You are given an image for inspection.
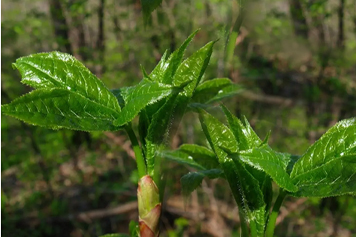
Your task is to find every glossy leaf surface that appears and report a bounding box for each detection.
[149,30,198,84]
[238,147,298,192]
[113,79,173,126]
[206,84,243,104]
[222,105,261,150]
[222,105,273,219]
[166,41,216,134]
[13,52,120,112]
[191,78,232,103]
[158,31,198,84]
[2,88,119,131]
[199,109,266,235]
[159,150,206,170]
[198,109,238,154]
[172,41,215,95]
[291,118,356,197]
[149,50,169,83]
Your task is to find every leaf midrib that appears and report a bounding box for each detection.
[7,89,119,121]
[19,61,118,111]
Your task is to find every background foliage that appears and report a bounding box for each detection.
[2,0,356,236]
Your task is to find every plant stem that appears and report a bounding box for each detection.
[125,124,146,178]
[249,220,258,237]
[238,209,249,237]
[265,190,287,237]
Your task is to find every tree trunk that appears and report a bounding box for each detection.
[49,0,72,54]
[337,0,345,50]
[68,0,89,61]
[96,0,106,76]
[289,0,308,39]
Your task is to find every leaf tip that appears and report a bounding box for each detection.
[11,62,18,70]
[1,104,10,114]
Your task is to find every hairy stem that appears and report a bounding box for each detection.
[265,190,287,237]
[125,124,146,178]
[238,209,249,237]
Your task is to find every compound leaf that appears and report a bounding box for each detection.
[290,118,356,197]
[199,109,266,234]
[222,105,274,219]
[13,52,120,112]
[2,88,120,132]
[159,150,206,170]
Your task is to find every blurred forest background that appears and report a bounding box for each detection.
[1,0,356,236]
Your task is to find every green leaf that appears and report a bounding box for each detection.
[159,150,206,170]
[220,150,266,235]
[172,41,215,95]
[113,79,174,126]
[245,165,273,218]
[192,78,232,104]
[149,50,169,82]
[221,105,261,150]
[206,84,243,104]
[141,0,163,25]
[198,109,238,154]
[140,64,151,80]
[180,169,223,198]
[290,118,356,197]
[221,106,274,219]
[145,40,217,172]
[1,88,119,131]
[199,109,266,234]
[13,52,120,112]
[230,158,266,236]
[237,147,298,192]
[179,144,219,170]
[129,220,140,237]
[282,153,301,175]
[156,41,216,139]
[149,30,198,84]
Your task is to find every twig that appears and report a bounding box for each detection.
[241,90,296,107]
[69,201,137,223]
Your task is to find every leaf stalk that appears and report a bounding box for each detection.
[238,209,249,237]
[265,190,287,237]
[125,124,146,178]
